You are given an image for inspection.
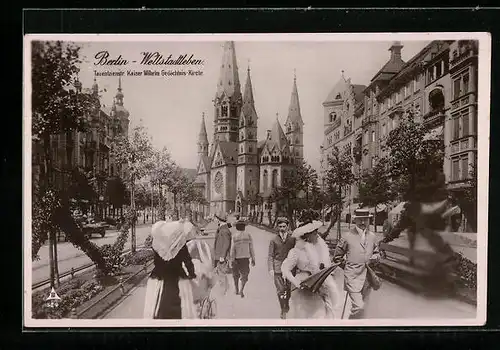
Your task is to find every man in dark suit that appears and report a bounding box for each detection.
[268,217,296,319]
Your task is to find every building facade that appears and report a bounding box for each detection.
[195,41,304,216]
[321,40,479,232]
[33,77,130,218]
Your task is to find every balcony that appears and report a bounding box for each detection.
[450,45,477,69]
[451,93,475,111]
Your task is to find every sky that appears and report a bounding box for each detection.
[76,39,430,172]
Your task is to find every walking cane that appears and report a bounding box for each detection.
[341,292,349,319]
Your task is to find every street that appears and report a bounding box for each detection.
[103,225,476,320]
[32,225,152,286]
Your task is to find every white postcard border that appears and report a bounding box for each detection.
[23,32,491,328]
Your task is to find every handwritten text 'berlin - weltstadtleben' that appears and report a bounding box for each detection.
[93,50,205,77]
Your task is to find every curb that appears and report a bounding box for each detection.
[76,258,154,319]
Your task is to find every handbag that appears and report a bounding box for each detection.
[366,265,382,291]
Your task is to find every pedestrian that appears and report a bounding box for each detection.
[267,216,296,319]
[281,220,338,319]
[143,219,198,319]
[213,211,233,295]
[213,211,232,268]
[230,219,255,298]
[333,209,381,319]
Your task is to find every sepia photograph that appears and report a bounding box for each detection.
[23,33,490,327]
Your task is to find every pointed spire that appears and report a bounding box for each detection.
[199,112,208,138]
[243,64,254,105]
[115,76,124,106]
[198,113,209,157]
[92,77,98,95]
[215,41,241,101]
[286,71,303,126]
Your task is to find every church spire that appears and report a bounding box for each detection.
[286,70,303,126]
[198,112,209,157]
[215,41,241,101]
[92,77,99,96]
[243,62,254,105]
[115,76,124,106]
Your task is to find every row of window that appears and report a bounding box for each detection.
[453,71,470,100]
[451,108,475,140]
[451,154,471,182]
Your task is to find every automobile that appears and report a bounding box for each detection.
[81,221,109,238]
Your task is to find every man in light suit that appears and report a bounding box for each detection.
[333,209,381,319]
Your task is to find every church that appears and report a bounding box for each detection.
[194,41,305,217]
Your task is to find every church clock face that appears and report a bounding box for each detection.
[214,171,224,194]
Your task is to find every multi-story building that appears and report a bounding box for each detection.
[321,75,365,210]
[32,77,130,218]
[194,41,304,217]
[321,40,478,231]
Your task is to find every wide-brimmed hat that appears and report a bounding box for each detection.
[214,211,228,222]
[292,220,323,238]
[276,217,289,225]
[152,219,194,261]
[352,209,373,219]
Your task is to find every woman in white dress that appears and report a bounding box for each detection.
[281,221,340,319]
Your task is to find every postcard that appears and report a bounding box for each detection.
[24,33,490,327]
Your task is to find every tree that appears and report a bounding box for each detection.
[324,148,356,241]
[383,111,452,258]
[111,124,153,252]
[147,147,175,221]
[270,161,318,230]
[385,111,446,202]
[357,157,396,232]
[31,41,97,286]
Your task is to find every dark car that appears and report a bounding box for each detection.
[81,221,109,238]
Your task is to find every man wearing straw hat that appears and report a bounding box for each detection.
[333,209,381,319]
[268,216,296,319]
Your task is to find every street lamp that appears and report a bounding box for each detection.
[46,287,61,309]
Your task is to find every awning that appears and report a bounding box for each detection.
[423,125,444,141]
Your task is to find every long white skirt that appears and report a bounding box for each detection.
[288,272,340,319]
[143,277,198,319]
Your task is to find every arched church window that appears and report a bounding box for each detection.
[287,124,291,132]
[230,106,237,117]
[263,170,269,191]
[336,93,341,100]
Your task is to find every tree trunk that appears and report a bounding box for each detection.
[173,192,178,220]
[52,229,60,286]
[131,173,136,253]
[337,187,342,242]
[48,228,55,288]
[374,206,377,233]
[42,133,58,288]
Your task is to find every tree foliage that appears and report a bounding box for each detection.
[358,157,396,209]
[385,112,446,202]
[324,148,356,235]
[270,161,319,229]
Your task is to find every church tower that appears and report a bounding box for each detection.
[236,65,259,214]
[213,41,243,143]
[285,71,304,163]
[197,112,209,158]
